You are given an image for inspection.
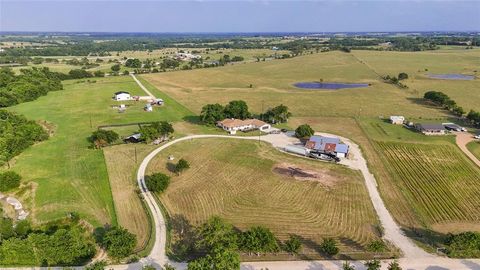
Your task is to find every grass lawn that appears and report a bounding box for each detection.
[467,141,480,160]
[8,75,194,227]
[146,138,388,260]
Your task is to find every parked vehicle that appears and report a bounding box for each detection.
[309,151,340,162]
[474,135,480,139]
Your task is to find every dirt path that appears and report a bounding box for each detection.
[455,132,480,168]
[131,74,156,99]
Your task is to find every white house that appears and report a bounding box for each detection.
[114,91,131,101]
[389,116,405,125]
[217,119,271,135]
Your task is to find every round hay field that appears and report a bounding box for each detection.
[147,138,384,258]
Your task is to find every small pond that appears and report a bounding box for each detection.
[293,82,369,90]
[427,74,475,80]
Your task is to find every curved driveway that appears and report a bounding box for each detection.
[130,133,480,270]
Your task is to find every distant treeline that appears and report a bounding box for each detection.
[1,36,478,59]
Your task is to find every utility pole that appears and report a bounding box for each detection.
[134,147,138,164]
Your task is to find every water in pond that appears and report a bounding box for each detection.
[427,74,474,80]
[294,82,369,90]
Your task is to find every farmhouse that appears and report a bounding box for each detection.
[305,135,349,158]
[175,52,201,61]
[389,116,405,125]
[217,118,271,134]
[113,91,131,101]
[415,123,446,135]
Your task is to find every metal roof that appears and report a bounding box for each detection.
[416,123,445,131]
[309,135,340,145]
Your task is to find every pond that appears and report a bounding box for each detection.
[293,82,369,90]
[427,74,475,80]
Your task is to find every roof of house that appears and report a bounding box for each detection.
[218,118,268,128]
[309,135,340,145]
[126,133,142,140]
[416,123,445,131]
[115,91,130,95]
[307,135,349,153]
[390,115,405,120]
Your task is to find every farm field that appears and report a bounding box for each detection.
[373,141,480,234]
[351,49,480,113]
[141,50,465,119]
[103,144,156,251]
[290,116,480,247]
[8,75,194,227]
[146,138,387,259]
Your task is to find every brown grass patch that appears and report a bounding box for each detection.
[273,162,341,188]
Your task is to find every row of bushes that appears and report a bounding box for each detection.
[424,90,465,116]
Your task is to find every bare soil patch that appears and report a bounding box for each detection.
[273,162,341,188]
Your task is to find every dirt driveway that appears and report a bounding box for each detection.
[454,132,480,168]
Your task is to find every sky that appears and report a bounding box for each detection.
[0,0,479,33]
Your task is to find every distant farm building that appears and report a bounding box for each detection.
[124,133,143,143]
[389,116,405,125]
[415,123,446,135]
[114,91,131,101]
[217,119,271,134]
[305,135,349,158]
[175,52,201,61]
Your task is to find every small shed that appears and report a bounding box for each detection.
[144,103,153,112]
[390,116,405,125]
[114,91,131,101]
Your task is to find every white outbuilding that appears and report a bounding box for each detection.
[113,91,131,101]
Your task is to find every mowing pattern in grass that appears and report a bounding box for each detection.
[147,138,381,256]
[374,141,480,227]
[467,141,480,161]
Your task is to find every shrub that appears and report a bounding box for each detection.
[320,238,339,256]
[295,124,314,139]
[0,171,21,191]
[364,259,381,270]
[88,129,119,148]
[367,240,386,252]
[85,260,107,270]
[387,260,402,270]
[283,234,302,254]
[145,173,170,193]
[398,72,408,80]
[102,226,137,259]
[239,226,279,254]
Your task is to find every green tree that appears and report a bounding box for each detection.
[239,226,279,255]
[196,216,238,251]
[111,64,121,72]
[125,58,142,68]
[320,238,339,256]
[387,260,402,270]
[364,259,381,270]
[0,217,14,240]
[140,121,174,142]
[68,69,93,79]
[223,100,250,120]
[102,226,137,259]
[261,104,292,124]
[175,158,190,175]
[398,72,409,80]
[88,129,119,148]
[200,103,225,125]
[343,261,355,270]
[283,234,302,254]
[145,173,171,193]
[295,124,314,139]
[0,171,21,191]
[14,219,31,238]
[93,70,105,77]
[187,247,240,270]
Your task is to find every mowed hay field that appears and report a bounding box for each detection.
[103,144,156,251]
[8,75,193,227]
[141,50,464,119]
[467,141,480,161]
[147,138,384,258]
